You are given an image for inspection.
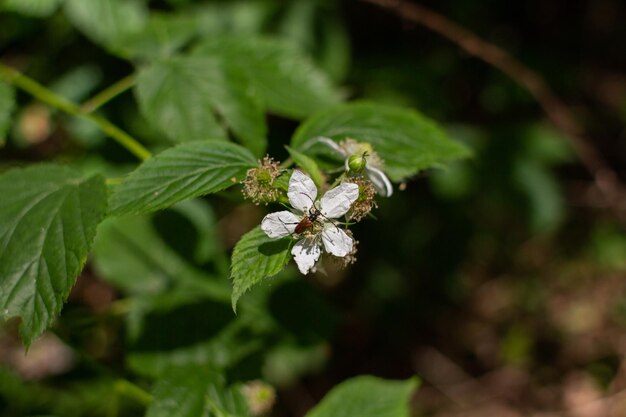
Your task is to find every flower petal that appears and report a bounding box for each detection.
[261,211,300,238]
[321,225,353,257]
[288,170,317,213]
[316,137,346,156]
[319,182,359,218]
[291,237,321,275]
[367,166,393,197]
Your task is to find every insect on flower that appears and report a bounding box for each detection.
[261,170,359,274]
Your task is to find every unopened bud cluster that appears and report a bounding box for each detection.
[242,156,282,205]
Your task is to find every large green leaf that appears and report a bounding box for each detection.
[194,37,341,119]
[64,0,148,48]
[230,227,291,312]
[0,81,15,146]
[135,56,267,155]
[305,376,418,417]
[291,101,471,181]
[146,366,250,417]
[0,164,107,346]
[1,0,61,17]
[109,141,256,216]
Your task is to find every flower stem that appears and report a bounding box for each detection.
[114,379,153,406]
[0,63,151,161]
[81,74,136,113]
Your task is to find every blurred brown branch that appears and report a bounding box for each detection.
[362,0,626,223]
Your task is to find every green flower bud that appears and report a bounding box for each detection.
[347,153,367,172]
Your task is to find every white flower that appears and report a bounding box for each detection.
[317,137,393,197]
[261,170,359,275]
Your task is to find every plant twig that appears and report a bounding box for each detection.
[361,0,626,221]
[81,74,136,113]
[0,63,151,161]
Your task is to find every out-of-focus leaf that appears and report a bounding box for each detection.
[291,101,471,181]
[64,0,148,49]
[164,199,219,264]
[115,13,197,59]
[146,366,250,417]
[50,65,103,103]
[193,1,273,37]
[0,165,107,346]
[230,227,291,312]
[514,159,564,233]
[194,37,341,119]
[92,215,229,300]
[1,0,62,17]
[0,81,15,145]
[135,56,266,154]
[285,146,324,188]
[305,376,418,417]
[109,141,256,216]
[127,295,261,377]
[264,342,328,387]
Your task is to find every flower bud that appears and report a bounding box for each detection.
[346,153,367,173]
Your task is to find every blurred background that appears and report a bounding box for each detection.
[2,0,626,416]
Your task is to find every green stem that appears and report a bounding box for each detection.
[279,157,294,169]
[0,63,151,161]
[82,74,136,113]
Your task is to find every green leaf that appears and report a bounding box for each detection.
[194,37,341,119]
[0,164,107,346]
[305,376,418,417]
[147,366,250,417]
[0,82,15,146]
[135,56,267,155]
[230,227,291,312]
[115,13,197,60]
[285,146,324,188]
[109,141,256,217]
[64,0,148,49]
[1,0,61,17]
[291,101,471,181]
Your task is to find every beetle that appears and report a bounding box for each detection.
[295,206,322,234]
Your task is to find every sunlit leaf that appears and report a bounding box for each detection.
[305,376,418,417]
[64,0,148,48]
[230,227,291,312]
[0,164,107,345]
[135,56,267,154]
[109,141,256,216]
[194,36,341,119]
[291,101,471,181]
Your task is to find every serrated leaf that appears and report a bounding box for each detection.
[146,366,250,417]
[285,146,324,188]
[0,164,107,346]
[135,56,267,155]
[291,101,471,181]
[1,0,61,17]
[0,82,15,146]
[230,227,291,312]
[305,376,418,417]
[64,0,148,49]
[109,141,256,217]
[194,37,341,119]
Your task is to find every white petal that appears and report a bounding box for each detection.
[261,211,300,238]
[367,166,393,197]
[316,137,346,156]
[288,170,317,213]
[291,237,321,275]
[321,225,353,257]
[319,182,359,218]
